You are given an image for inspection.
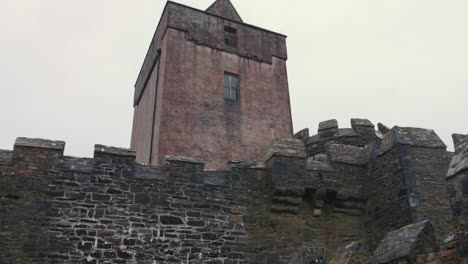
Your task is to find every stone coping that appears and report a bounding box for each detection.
[94,145,135,157]
[14,137,65,150]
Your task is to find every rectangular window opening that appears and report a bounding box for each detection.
[224,73,239,101]
[224,26,237,47]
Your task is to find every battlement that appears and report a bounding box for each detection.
[295,119,448,170]
[295,118,380,158]
[0,128,463,263]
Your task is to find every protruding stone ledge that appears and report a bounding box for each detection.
[15,137,65,151]
[164,155,204,164]
[94,145,135,157]
[263,139,306,163]
[380,127,447,155]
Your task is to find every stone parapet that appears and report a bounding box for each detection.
[14,137,65,150]
[298,118,379,158]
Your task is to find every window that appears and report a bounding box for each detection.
[224,26,237,47]
[224,73,239,100]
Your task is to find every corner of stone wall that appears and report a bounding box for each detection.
[452,133,468,154]
[368,126,452,250]
[1,137,66,262]
[446,133,468,261]
[263,138,306,189]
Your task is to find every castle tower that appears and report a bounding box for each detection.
[131,0,293,169]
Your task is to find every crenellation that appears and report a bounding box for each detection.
[1,1,465,262]
[14,137,65,151]
[0,127,464,263]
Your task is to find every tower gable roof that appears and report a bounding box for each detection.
[206,0,243,22]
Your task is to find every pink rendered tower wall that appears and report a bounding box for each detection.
[131,0,293,169]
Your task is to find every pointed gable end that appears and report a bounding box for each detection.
[206,0,243,23]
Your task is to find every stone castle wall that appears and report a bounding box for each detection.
[0,119,466,263]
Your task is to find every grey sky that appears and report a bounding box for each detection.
[0,0,467,157]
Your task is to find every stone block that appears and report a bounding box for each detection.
[380,126,447,155]
[371,220,436,263]
[329,241,370,264]
[263,139,306,163]
[13,137,65,166]
[293,128,309,142]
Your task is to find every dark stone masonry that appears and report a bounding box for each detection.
[1,119,467,263]
[2,1,466,263]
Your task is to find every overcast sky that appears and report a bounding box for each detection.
[0,0,467,157]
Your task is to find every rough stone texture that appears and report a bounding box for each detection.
[297,119,454,258]
[379,126,447,154]
[447,135,468,177]
[329,241,370,264]
[447,133,468,263]
[263,138,306,163]
[370,220,436,263]
[452,134,468,154]
[326,144,369,165]
[366,144,412,249]
[366,126,453,250]
[15,137,65,150]
[131,0,292,170]
[1,138,271,263]
[0,149,12,165]
[1,119,465,263]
